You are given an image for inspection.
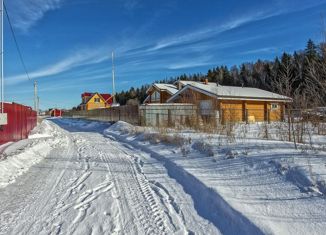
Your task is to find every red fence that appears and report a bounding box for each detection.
[0,103,37,145]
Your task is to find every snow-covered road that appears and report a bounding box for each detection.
[0,119,219,235]
[1,118,326,235]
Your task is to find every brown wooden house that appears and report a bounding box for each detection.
[167,80,292,123]
[143,84,178,104]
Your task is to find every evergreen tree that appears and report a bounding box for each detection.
[305,39,318,61]
[239,64,249,86]
[114,39,325,108]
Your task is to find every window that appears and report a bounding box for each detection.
[271,103,279,110]
[94,98,101,103]
[151,91,161,102]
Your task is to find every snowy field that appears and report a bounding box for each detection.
[0,118,325,235]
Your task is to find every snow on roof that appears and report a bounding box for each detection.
[147,83,178,95]
[169,81,292,102]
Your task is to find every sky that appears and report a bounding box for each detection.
[3,0,326,109]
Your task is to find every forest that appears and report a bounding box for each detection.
[116,39,326,108]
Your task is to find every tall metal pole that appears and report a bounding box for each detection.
[37,96,39,115]
[112,51,116,104]
[1,0,3,114]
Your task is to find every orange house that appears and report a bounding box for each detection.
[78,92,113,111]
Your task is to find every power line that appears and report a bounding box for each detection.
[3,1,31,81]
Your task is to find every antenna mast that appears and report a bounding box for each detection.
[34,81,38,112]
[111,51,116,104]
[0,0,7,125]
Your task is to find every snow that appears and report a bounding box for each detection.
[0,119,219,235]
[0,121,65,188]
[105,121,326,235]
[1,118,325,235]
[168,81,291,102]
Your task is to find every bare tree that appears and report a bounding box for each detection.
[305,58,326,107]
[304,16,326,107]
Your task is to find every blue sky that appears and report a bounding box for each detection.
[4,0,326,109]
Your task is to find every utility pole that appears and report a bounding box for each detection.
[34,80,38,113]
[112,51,116,104]
[37,96,40,115]
[0,0,7,126]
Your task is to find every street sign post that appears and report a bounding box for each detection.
[0,112,7,125]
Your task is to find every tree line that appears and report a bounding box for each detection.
[116,39,326,108]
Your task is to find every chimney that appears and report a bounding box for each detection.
[178,80,182,90]
[204,78,208,85]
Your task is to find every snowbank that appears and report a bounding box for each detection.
[0,120,62,188]
[109,121,135,134]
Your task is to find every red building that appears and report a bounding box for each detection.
[50,109,63,117]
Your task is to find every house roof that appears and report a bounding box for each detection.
[81,92,93,98]
[168,81,292,102]
[146,83,178,95]
[100,94,112,103]
[80,92,113,106]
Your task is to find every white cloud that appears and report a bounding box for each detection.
[167,55,213,70]
[6,0,64,32]
[240,47,278,55]
[6,48,109,85]
[146,10,278,52]
[168,61,212,70]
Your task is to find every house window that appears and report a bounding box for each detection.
[271,103,279,110]
[94,98,101,103]
[151,91,161,102]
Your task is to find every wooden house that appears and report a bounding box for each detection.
[167,80,292,123]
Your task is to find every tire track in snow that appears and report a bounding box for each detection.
[16,131,76,234]
[1,122,77,235]
[97,140,176,234]
[121,145,217,235]
[2,119,220,234]
[59,133,120,235]
[133,157,189,234]
[106,129,265,235]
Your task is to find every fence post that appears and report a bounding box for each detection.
[142,109,146,126]
[157,113,160,127]
[287,109,291,142]
[245,109,248,124]
[168,109,172,127]
[291,110,297,149]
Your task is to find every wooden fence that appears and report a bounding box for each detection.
[63,105,139,125]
